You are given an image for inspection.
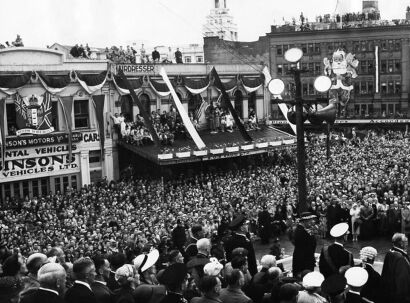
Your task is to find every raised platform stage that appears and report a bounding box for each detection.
[118,126,295,165]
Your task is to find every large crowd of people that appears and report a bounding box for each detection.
[1,130,410,302]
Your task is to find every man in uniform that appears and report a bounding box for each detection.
[344,267,372,303]
[292,212,317,278]
[319,222,354,278]
[223,214,257,276]
[321,274,348,303]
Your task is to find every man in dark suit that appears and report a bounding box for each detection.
[292,212,317,278]
[172,219,187,253]
[224,215,258,276]
[319,223,354,278]
[91,255,113,303]
[359,246,381,303]
[152,47,160,63]
[65,257,98,303]
[186,238,211,286]
[185,225,204,261]
[20,263,66,303]
[381,233,410,303]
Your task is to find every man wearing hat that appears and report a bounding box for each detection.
[292,212,317,278]
[223,214,257,275]
[319,223,353,278]
[321,274,347,303]
[360,247,381,303]
[381,233,410,303]
[159,263,189,303]
[298,271,326,303]
[344,267,371,303]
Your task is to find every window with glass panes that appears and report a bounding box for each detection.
[74,99,89,128]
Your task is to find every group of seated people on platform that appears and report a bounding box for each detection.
[207,105,259,134]
[105,45,137,64]
[116,107,192,146]
[69,43,91,59]
[0,35,24,49]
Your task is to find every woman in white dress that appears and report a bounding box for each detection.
[350,202,361,242]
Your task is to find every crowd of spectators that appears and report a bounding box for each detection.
[118,107,194,146]
[1,130,410,302]
[69,43,91,59]
[106,45,138,64]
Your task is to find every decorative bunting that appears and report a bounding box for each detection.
[183,75,210,95]
[149,78,171,97]
[242,75,264,93]
[76,71,107,95]
[159,67,206,150]
[0,72,32,88]
[112,75,142,96]
[211,67,252,142]
[37,72,71,95]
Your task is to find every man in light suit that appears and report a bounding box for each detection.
[20,263,66,303]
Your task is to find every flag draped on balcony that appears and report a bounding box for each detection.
[112,75,143,96]
[0,72,32,95]
[36,72,71,95]
[182,75,210,95]
[159,67,206,150]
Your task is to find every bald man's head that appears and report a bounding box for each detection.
[38,263,67,295]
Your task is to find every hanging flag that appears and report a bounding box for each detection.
[211,67,252,142]
[194,95,208,121]
[159,67,206,150]
[262,66,296,135]
[16,93,55,135]
[59,96,74,164]
[76,71,107,95]
[0,99,6,170]
[92,95,106,161]
[15,94,27,129]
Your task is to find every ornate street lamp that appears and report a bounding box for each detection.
[268,48,333,213]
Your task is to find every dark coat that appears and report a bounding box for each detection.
[159,292,188,303]
[381,247,410,303]
[292,224,316,276]
[113,285,135,303]
[223,232,258,275]
[65,282,98,303]
[361,263,382,303]
[319,243,353,278]
[171,225,187,250]
[184,236,198,261]
[91,281,113,303]
[247,268,272,303]
[107,272,120,291]
[345,291,371,303]
[20,288,64,303]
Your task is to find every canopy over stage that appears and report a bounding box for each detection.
[118,126,295,165]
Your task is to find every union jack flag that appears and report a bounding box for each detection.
[37,92,53,130]
[15,94,27,129]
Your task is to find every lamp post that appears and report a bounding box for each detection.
[268,48,332,214]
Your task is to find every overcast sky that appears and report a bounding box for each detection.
[1,0,409,48]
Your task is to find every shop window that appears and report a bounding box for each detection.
[63,176,69,193]
[367,82,373,94]
[361,41,367,51]
[302,83,308,96]
[277,64,283,75]
[314,43,321,53]
[354,83,360,94]
[276,46,283,56]
[184,56,192,63]
[74,99,89,129]
[314,63,321,75]
[367,61,374,73]
[368,40,374,51]
[71,175,78,190]
[308,44,314,54]
[395,60,401,72]
[55,178,61,194]
[89,150,101,164]
[380,60,387,73]
[388,81,394,94]
[196,56,203,63]
[301,44,307,54]
[395,39,401,51]
[381,40,387,51]
[381,82,387,95]
[388,60,394,73]
[308,63,314,75]
[388,40,394,51]
[360,61,368,74]
[395,82,401,94]
[308,83,314,95]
